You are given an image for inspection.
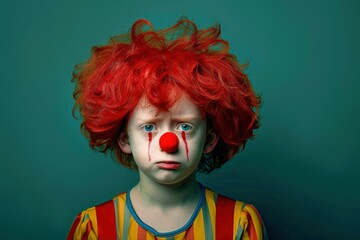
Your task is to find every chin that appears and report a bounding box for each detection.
[154,172,196,186]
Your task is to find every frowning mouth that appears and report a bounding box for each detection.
[156,161,181,170]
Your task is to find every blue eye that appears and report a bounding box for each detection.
[180,124,192,131]
[143,124,154,132]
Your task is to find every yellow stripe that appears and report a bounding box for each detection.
[73,208,98,240]
[127,216,138,239]
[146,231,153,240]
[155,237,166,240]
[204,189,216,237]
[193,209,205,239]
[87,231,98,240]
[116,194,126,240]
[174,231,186,240]
[242,231,250,240]
[233,201,244,238]
[86,207,98,235]
[75,213,87,240]
[244,204,263,240]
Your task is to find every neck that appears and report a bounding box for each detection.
[133,172,201,208]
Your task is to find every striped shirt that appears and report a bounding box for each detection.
[67,185,267,240]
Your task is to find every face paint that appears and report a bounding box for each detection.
[148,132,152,161]
[181,131,189,162]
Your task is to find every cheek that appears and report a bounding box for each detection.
[128,132,151,162]
[182,131,206,162]
[181,131,189,162]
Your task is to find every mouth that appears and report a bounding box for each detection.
[156,161,181,170]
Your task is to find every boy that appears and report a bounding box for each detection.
[67,18,267,240]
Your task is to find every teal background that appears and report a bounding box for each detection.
[1,0,359,239]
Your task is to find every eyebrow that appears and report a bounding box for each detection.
[171,116,202,122]
[135,116,202,123]
[135,116,162,123]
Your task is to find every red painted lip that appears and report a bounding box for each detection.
[156,161,181,170]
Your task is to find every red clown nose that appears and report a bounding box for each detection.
[159,132,179,153]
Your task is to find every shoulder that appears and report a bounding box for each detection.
[204,188,267,240]
[66,206,98,240]
[66,192,126,240]
[235,202,268,240]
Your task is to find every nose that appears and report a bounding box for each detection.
[159,132,179,153]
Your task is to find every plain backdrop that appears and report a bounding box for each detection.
[1,0,359,239]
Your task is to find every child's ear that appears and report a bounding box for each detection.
[203,129,219,153]
[118,132,132,154]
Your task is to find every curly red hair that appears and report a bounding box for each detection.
[72,18,261,173]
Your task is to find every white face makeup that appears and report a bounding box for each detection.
[119,96,213,185]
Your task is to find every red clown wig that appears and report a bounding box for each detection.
[72,18,261,173]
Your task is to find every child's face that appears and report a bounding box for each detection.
[119,96,213,185]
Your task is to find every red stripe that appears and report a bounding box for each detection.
[184,224,194,240]
[245,209,258,240]
[248,204,263,225]
[138,226,147,239]
[66,213,82,240]
[96,200,117,240]
[216,195,236,239]
[83,221,93,240]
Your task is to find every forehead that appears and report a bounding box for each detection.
[130,95,203,120]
